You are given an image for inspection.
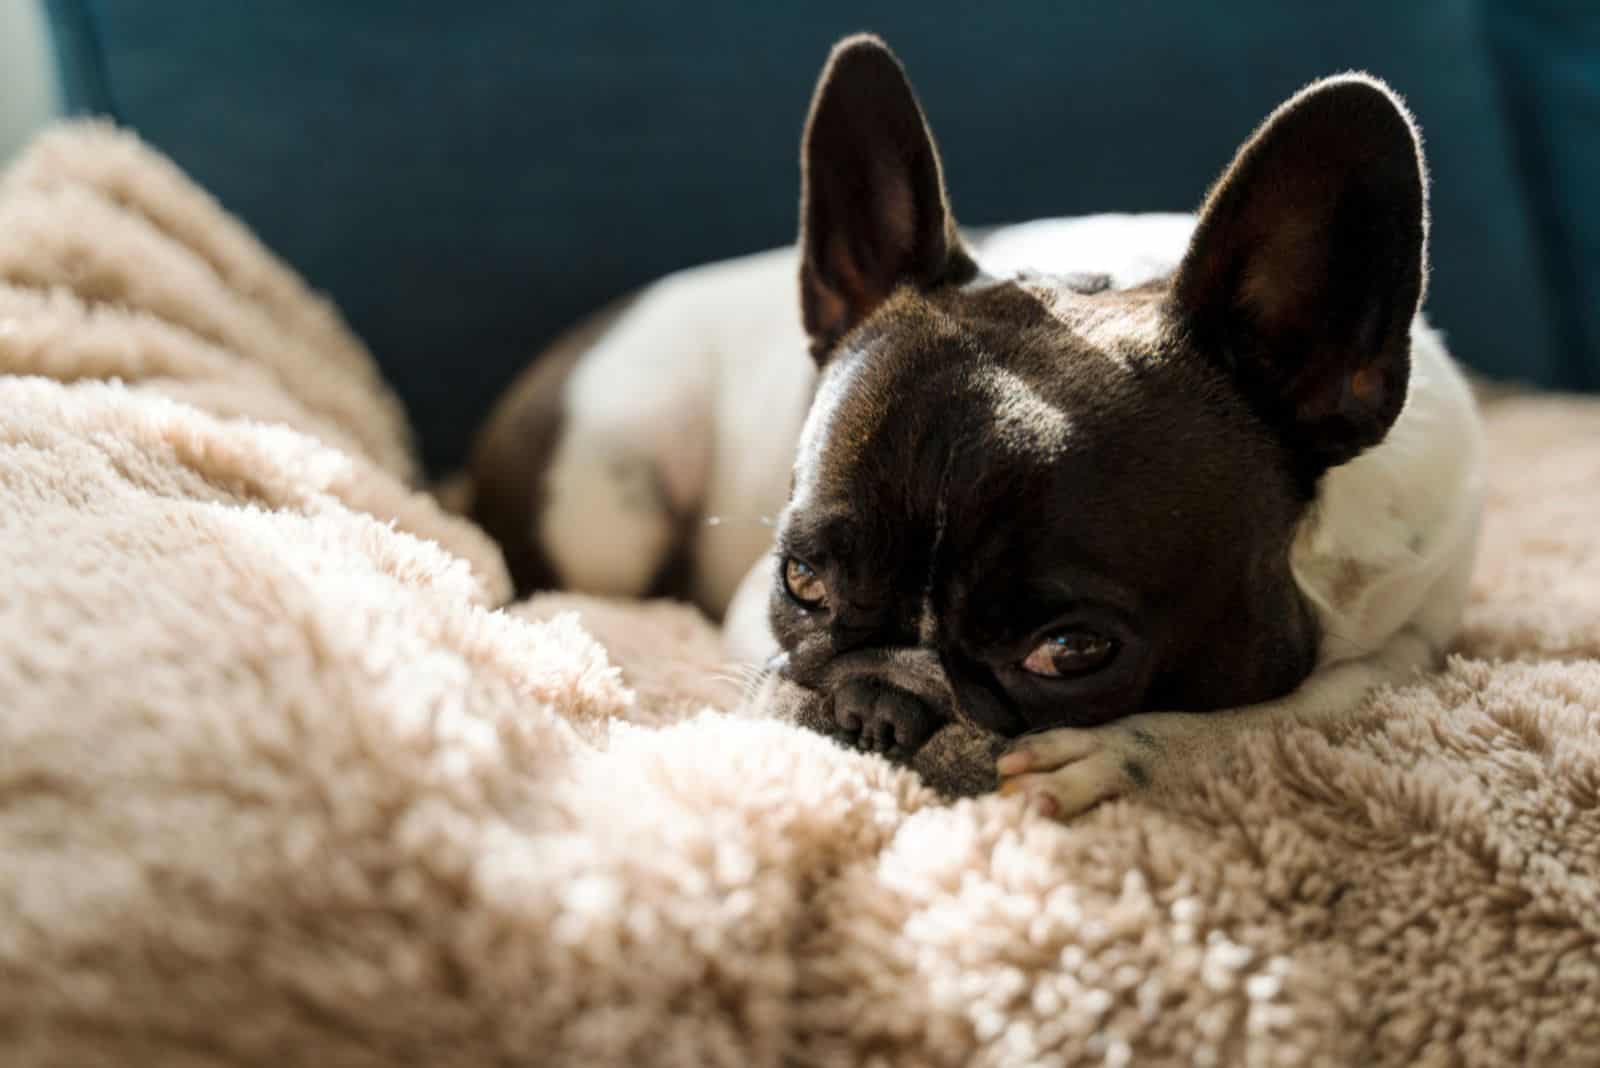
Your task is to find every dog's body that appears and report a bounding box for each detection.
[470,38,1482,811]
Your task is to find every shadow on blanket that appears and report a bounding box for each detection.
[2,121,1597,1067]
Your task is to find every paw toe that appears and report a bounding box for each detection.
[1001,755,1130,820]
[999,728,1100,775]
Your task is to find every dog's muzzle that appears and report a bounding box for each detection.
[750,647,1004,797]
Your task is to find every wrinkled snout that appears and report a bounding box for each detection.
[750,646,1004,797]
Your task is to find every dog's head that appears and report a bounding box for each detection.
[764,36,1427,787]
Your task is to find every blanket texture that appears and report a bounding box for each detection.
[2,122,1597,1067]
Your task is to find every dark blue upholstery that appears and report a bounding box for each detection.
[45,1,1597,473]
[1486,0,1600,392]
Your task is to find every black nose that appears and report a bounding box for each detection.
[831,678,938,756]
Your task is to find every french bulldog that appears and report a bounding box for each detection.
[469,35,1482,814]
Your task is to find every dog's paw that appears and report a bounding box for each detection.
[996,715,1169,820]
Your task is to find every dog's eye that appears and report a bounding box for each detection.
[1019,630,1117,678]
[783,557,828,610]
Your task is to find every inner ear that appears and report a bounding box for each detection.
[799,35,972,358]
[1171,74,1427,471]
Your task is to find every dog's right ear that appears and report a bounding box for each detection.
[799,35,971,360]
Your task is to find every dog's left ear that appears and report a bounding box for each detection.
[1171,74,1427,472]
[799,35,972,359]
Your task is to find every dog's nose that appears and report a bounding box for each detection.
[832,677,938,755]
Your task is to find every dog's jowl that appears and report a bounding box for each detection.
[469,35,1482,814]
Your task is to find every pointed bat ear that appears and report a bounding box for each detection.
[798,35,972,361]
[1171,74,1428,471]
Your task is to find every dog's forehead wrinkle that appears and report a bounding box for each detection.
[969,364,1073,455]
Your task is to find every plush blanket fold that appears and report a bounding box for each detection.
[1,122,1597,1067]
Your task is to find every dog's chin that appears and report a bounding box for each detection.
[750,672,1002,798]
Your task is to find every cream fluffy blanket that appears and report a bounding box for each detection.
[2,123,1597,1067]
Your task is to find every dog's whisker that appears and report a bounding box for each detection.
[715,660,775,705]
[705,660,775,699]
[712,665,764,686]
[702,515,775,528]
